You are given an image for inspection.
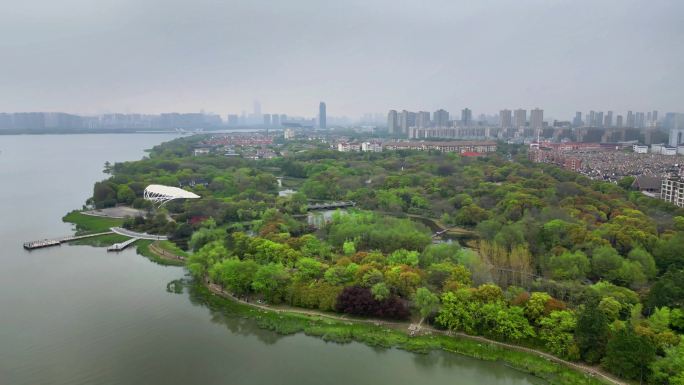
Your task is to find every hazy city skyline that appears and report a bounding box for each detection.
[1,0,683,118]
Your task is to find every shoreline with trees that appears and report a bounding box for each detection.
[64,135,684,385]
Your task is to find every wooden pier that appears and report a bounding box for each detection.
[23,232,113,250]
[107,237,139,252]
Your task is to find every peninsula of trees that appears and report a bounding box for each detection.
[84,136,684,384]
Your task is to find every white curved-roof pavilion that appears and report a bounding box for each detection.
[144,184,200,206]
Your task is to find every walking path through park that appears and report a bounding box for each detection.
[148,241,186,262]
[206,282,627,385]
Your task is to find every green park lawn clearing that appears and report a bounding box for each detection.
[136,240,185,266]
[63,211,124,234]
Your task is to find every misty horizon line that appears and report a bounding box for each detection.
[1,107,678,122]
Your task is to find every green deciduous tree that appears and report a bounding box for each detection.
[538,310,580,360]
[575,300,610,364]
[413,287,440,319]
[650,336,684,385]
[602,327,656,382]
[251,263,290,303]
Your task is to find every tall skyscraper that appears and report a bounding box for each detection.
[387,110,398,134]
[616,115,623,128]
[588,111,596,126]
[500,109,512,128]
[461,108,472,127]
[514,109,527,130]
[669,113,684,146]
[433,109,449,127]
[417,111,431,128]
[605,111,613,128]
[596,112,604,128]
[280,114,288,124]
[573,112,582,127]
[263,114,271,126]
[272,114,281,126]
[652,110,658,122]
[530,108,544,133]
[626,111,635,127]
[319,102,326,129]
[636,112,645,128]
[625,111,636,128]
[399,110,416,134]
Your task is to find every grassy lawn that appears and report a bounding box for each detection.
[157,240,190,258]
[136,240,185,266]
[62,211,124,234]
[68,233,129,247]
[193,284,611,385]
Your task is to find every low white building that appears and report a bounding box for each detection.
[283,128,295,140]
[633,145,649,154]
[663,147,677,156]
[361,142,382,152]
[193,147,210,156]
[337,142,362,152]
[651,143,665,154]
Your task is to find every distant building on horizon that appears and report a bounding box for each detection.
[433,109,449,127]
[514,109,527,130]
[319,102,326,129]
[500,109,512,129]
[417,111,431,128]
[573,112,582,127]
[530,108,544,133]
[461,108,472,127]
[387,110,398,134]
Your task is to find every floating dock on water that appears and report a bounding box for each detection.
[23,232,114,250]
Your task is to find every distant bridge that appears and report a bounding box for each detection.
[306,201,356,211]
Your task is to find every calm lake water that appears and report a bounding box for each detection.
[0,134,547,385]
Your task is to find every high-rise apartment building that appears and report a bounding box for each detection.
[626,111,635,127]
[596,112,604,128]
[387,110,398,134]
[272,114,281,126]
[433,109,450,127]
[530,108,544,132]
[461,108,472,127]
[514,109,527,130]
[399,110,416,134]
[417,111,431,128]
[319,102,326,129]
[263,114,271,126]
[616,115,624,128]
[573,112,582,127]
[636,112,645,129]
[500,109,512,128]
[605,111,613,128]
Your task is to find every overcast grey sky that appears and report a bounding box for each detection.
[1,0,682,119]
